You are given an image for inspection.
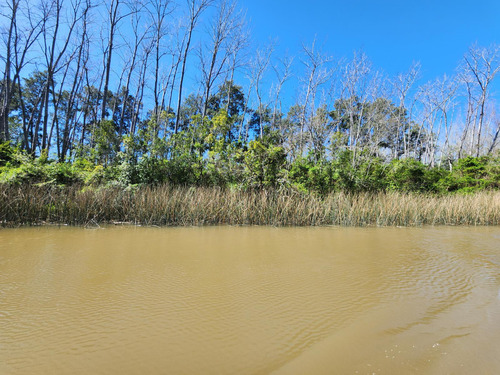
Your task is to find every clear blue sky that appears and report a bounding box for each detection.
[240,0,500,80]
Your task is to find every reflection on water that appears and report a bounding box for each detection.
[0,226,499,374]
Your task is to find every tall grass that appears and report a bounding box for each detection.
[1,184,499,227]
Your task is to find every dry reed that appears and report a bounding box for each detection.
[1,184,499,227]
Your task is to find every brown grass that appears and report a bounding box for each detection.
[1,184,499,227]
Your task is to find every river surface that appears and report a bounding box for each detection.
[1,226,499,374]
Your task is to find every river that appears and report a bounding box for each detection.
[1,226,499,374]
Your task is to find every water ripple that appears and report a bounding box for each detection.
[0,226,499,374]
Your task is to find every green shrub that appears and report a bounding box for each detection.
[288,158,336,194]
[0,142,14,166]
[387,159,429,192]
[46,163,82,185]
[84,165,107,185]
[438,156,495,193]
[165,154,201,185]
[353,157,388,192]
[136,157,169,184]
[243,141,287,189]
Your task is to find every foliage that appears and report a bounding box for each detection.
[91,120,121,165]
[0,142,15,166]
[438,156,500,193]
[0,78,499,195]
[387,159,432,192]
[242,130,287,188]
[2,143,499,198]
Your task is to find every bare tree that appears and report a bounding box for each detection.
[488,117,500,155]
[299,39,332,156]
[432,75,457,164]
[100,0,136,120]
[18,0,81,153]
[131,37,153,135]
[148,0,173,123]
[198,0,241,118]
[416,81,441,166]
[0,0,20,142]
[392,62,420,158]
[247,43,273,139]
[222,20,247,118]
[270,54,293,132]
[174,0,213,133]
[461,44,500,157]
[47,0,92,154]
[118,2,150,133]
[338,51,371,164]
[1,0,45,146]
[457,72,476,158]
[60,1,92,160]
[167,19,187,113]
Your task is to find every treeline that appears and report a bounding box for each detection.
[0,0,500,194]
[1,142,500,194]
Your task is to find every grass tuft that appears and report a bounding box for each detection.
[1,184,499,227]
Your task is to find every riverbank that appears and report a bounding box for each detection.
[1,184,499,227]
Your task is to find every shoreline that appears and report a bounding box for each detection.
[1,223,497,230]
[1,184,499,228]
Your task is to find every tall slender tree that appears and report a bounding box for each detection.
[174,0,213,133]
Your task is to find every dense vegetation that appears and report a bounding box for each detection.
[1,141,499,195]
[2,138,499,226]
[1,0,499,226]
[1,183,499,227]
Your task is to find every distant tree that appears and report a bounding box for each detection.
[246,43,273,140]
[174,0,213,133]
[459,44,500,157]
[298,39,332,156]
[206,80,245,141]
[199,0,242,118]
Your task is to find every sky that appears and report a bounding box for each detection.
[239,0,500,81]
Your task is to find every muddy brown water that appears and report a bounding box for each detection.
[1,226,499,374]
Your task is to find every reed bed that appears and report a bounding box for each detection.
[1,184,499,227]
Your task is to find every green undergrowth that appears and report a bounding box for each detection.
[1,143,499,195]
